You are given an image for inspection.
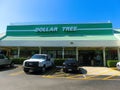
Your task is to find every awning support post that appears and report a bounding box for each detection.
[103,47,106,66]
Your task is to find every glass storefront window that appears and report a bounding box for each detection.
[64,47,76,59]
[20,47,39,58]
[41,47,62,58]
[10,48,18,58]
[106,48,118,60]
[78,48,103,66]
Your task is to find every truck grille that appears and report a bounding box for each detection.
[25,62,39,67]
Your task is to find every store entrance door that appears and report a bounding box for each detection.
[78,50,95,66]
[78,50,103,66]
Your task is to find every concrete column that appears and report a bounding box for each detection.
[62,47,64,59]
[103,47,106,66]
[17,47,20,58]
[39,47,41,54]
[76,47,78,61]
[117,47,120,61]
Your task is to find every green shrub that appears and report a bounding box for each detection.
[54,58,66,66]
[107,60,119,67]
[11,58,27,64]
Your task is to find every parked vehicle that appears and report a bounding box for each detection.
[63,59,79,72]
[0,54,14,67]
[116,62,120,70]
[23,54,53,73]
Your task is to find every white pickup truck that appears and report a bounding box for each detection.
[0,54,14,67]
[23,54,53,73]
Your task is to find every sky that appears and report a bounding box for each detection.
[0,0,120,33]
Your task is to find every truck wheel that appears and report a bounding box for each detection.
[10,62,14,68]
[24,68,29,73]
[63,69,68,73]
[42,66,46,73]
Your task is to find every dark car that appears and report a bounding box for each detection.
[63,59,79,72]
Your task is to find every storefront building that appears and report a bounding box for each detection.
[0,22,120,66]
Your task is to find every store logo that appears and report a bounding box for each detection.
[62,26,77,32]
[35,26,78,32]
[35,27,58,32]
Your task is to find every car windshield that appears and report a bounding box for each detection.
[31,55,46,59]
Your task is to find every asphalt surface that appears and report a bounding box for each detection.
[0,65,120,90]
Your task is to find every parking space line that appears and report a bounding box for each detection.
[52,73,70,77]
[42,75,66,79]
[42,68,58,76]
[43,69,54,75]
[9,71,24,76]
[67,74,86,79]
[42,75,55,78]
[47,68,58,75]
[103,72,120,80]
[103,75,117,80]
[105,78,120,80]
[69,77,103,80]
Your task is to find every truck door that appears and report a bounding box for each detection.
[46,56,51,67]
[0,55,4,65]
[0,54,6,65]
[3,55,10,65]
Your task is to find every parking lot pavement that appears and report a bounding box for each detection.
[2,65,120,90]
[1,65,120,80]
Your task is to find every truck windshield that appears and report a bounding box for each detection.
[31,55,46,59]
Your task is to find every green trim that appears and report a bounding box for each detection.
[0,35,7,40]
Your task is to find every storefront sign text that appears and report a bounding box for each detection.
[35,26,77,32]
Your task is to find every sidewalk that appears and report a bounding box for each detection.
[81,66,119,75]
